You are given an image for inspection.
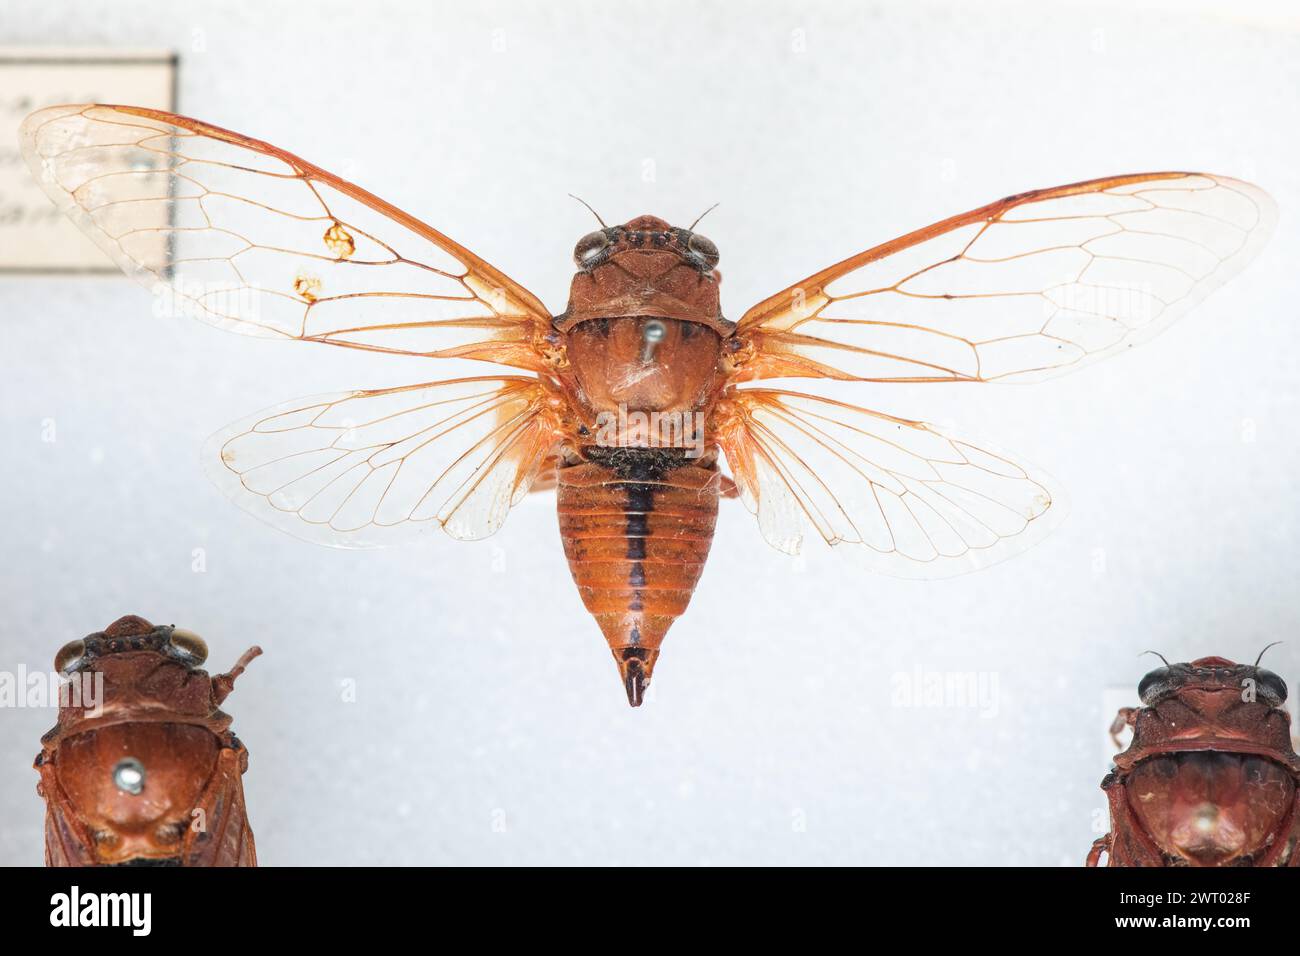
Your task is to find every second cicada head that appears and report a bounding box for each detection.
[35,615,261,867]
[1095,653,1300,867]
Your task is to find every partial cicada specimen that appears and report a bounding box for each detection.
[35,615,261,866]
[21,105,1276,705]
[1089,654,1300,867]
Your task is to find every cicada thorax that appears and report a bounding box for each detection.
[1094,656,1300,867]
[554,216,733,705]
[35,614,261,867]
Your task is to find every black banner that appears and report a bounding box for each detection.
[2,865,1286,940]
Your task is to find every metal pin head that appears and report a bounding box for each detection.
[112,757,146,796]
[639,319,668,362]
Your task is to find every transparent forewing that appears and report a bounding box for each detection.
[736,173,1275,384]
[20,105,551,369]
[41,795,96,866]
[185,749,256,866]
[714,389,1066,578]
[205,377,561,547]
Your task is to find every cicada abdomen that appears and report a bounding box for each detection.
[557,451,722,705]
[1089,655,1300,867]
[35,615,261,867]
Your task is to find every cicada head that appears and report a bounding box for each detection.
[1104,653,1300,866]
[36,615,261,867]
[558,214,730,335]
[1137,655,1289,708]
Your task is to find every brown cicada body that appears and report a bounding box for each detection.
[1089,655,1300,867]
[35,615,261,867]
[21,105,1275,705]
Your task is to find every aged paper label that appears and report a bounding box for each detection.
[0,49,176,272]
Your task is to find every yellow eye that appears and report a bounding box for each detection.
[169,628,208,665]
[54,639,85,674]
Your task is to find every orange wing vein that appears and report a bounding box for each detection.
[21,104,552,369]
[735,173,1274,384]
[714,389,1066,578]
[204,377,562,546]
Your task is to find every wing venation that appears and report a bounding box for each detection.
[736,173,1274,384]
[205,377,561,546]
[21,104,551,369]
[715,388,1066,578]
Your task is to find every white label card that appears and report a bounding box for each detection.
[0,49,176,272]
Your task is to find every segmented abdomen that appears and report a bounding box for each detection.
[557,453,720,705]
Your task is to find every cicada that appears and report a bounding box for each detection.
[1089,653,1300,867]
[35,614,261,867]
[21,105,1275,705]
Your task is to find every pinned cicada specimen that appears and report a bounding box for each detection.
[21,105,1275,705]
[35,615,261,867]
[1089,653,1300,867]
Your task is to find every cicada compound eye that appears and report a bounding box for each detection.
[687,232,720,270]
[1137,666,1175,705]
[169,627,208,665]
[54,639,86,675]
[573,230,611,269]
[1254,668,1288,704]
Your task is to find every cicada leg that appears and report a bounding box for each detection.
[1108,707,1138,750]
[1086,834,1110,867]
